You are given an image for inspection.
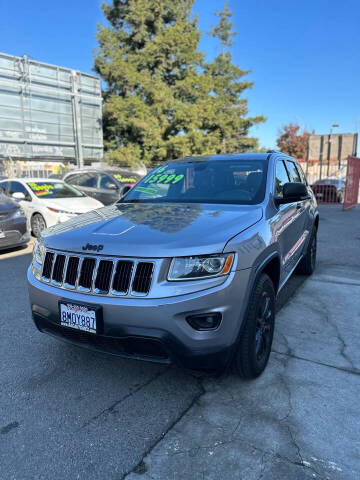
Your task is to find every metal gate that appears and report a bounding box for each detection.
[343,156,360,210]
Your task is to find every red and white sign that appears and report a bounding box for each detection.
[343,156,360,210]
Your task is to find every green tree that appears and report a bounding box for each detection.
[95,0,265,166]
[205,2,265,153]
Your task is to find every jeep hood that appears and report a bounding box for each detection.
[42,203,263,257]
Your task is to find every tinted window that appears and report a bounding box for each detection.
[286,161,302,183]
[296,163,308,184]
[0,181,9,194]
[274,161,290,197]
[78,173,98,188]
[27,181,84,198]
[99,174,118,189]
[9,182,31,200]
[123,160,268,205]
[65,174,78,185]
[68,173,97,187]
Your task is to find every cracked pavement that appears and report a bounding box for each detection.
[1,205,359,479]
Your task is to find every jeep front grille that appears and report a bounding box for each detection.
[41,250,154,297]
[132,262,154,294]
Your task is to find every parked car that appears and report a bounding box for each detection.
[63,168,143,205]
[0,178,103,237]
[28,152,318,379]
[0,191,29,250]
[311,177,345,203]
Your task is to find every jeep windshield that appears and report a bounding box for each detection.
[122,159,267,205]
[27,182,84,199]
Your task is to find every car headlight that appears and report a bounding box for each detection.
[33,237,45,265]
[168,253,234,281]
[47,207,72,214]
[11,208,25,219]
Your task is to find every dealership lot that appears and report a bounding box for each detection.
[0,206,359,480]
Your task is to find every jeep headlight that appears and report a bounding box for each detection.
[33,237,45,265]
[168,253,234,281]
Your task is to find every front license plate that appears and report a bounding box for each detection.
[60,302,97,334]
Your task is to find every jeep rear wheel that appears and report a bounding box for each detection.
[232,273,275,379]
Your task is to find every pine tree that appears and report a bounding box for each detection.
[205,2,265,153]
[95,0,218,166]
[95,0,265,166]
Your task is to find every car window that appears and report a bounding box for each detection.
[285,161,302,183]
[0,181,9,194]
[99,174,118,190]
[82,174,98,188]
[296,162,308,185]
[9,181,31,200]
[65,174,78,185]
[123,160,268,205]
[274,161,290,197]
[73,173,98,188]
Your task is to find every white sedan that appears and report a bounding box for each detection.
[0,178,104,237]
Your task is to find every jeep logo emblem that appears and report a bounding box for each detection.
[82,243,104,252]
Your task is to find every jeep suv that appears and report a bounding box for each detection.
[28,152,318,378]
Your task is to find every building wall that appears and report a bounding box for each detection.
[0,52,103,166]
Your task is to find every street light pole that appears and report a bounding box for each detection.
[326,123,339,177]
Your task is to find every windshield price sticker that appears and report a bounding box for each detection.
[144,172,184,185]
[134,186,157,195]
[113,174,137,183]
[28,182,55,196]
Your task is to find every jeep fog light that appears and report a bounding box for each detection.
[186,312,222,331]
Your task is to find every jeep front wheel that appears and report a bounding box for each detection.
[232,273,275,379]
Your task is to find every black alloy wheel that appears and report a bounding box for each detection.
[232,273,275,379]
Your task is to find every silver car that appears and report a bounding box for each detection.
[27,152,319,378]
[0,191,29,250]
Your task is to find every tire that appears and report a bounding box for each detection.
[31,213,46,238]
[232,273,275,379]
[296,228,317,276]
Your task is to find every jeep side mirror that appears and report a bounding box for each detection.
[105,182,118,190]
[276,182,310,205]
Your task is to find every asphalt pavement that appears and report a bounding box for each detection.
[0,205,359,480]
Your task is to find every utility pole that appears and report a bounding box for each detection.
[72,71,84,169]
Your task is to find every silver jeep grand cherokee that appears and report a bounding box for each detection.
[27,152,319,379]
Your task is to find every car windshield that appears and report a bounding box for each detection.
[122,159,267,205]
[27,181,84,199]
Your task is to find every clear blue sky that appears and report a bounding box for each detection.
[1,0,359,149]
